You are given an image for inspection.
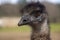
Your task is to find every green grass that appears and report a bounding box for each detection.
[0,23,60,32]
[50,23,60,32]
[0,25,31,32]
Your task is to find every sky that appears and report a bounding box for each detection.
[47,0,60,3]
[0,0,60,5]
[0,0,18,4]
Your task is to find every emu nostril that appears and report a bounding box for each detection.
[23,20,27,22]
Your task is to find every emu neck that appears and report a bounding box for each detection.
[31,19,50,40]
[32,19,48,32]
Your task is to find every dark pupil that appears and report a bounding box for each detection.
[30,10,41,17]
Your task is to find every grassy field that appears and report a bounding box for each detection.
[0,23,60,40]
[50,23,60,32]
[0,23,60,32]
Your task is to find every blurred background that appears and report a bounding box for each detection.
[0,0,60,40]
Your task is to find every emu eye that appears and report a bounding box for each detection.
[30,10,41,17]
[35,13,40,17]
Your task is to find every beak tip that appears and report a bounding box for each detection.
[18,23,23,26]
[18,23,21,26]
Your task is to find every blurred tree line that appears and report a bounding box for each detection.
[0,0,60,23]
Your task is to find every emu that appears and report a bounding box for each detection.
[18,2,50,40]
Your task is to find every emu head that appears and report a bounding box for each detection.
[18,2,47,26]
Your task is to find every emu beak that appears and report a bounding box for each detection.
[18,21,29,26]
[18,17,24,26]
[18,21,23,26]
[18,23,23,26]
[18,14,30,26]
[18,18,29,26]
